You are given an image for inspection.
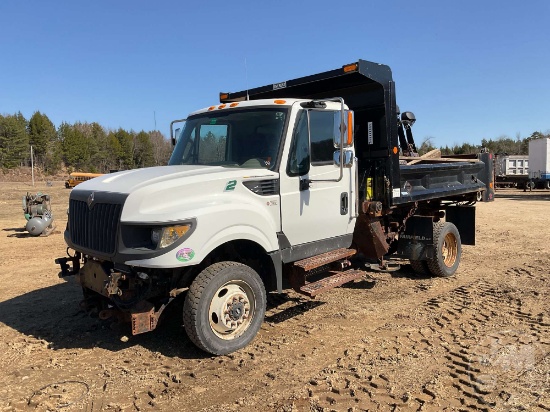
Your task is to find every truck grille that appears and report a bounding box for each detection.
[69,199,122,255]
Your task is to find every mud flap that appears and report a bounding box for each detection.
[396,216,434,260]
[446,206,475,245]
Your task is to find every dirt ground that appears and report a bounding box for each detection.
[0,179,548,412]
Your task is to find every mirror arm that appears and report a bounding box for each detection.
[170,118,187,146]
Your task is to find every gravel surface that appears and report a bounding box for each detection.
[0,180,548,411]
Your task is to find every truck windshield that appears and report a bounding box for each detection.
[169,107,288,170]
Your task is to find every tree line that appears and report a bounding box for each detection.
[417,131,549,157]
[0,111,173,174]
[1,110,548,174]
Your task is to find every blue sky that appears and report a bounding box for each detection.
[1,1,549,148]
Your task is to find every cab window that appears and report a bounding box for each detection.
[309,110,337,165]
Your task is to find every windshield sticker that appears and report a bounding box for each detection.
[210,119,217,125]
[225,180,237,191]
[176,248,195,262]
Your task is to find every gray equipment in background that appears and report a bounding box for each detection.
[22,192,55,236]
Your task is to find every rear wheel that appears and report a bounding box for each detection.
[545,180,550,190]
[426,222,461,277]
[183,261,266,355]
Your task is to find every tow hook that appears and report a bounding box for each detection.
[105,271,124,296]
[55,251,81,278]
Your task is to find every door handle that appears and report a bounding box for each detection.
[299,178,310,191]
[340,192,348,215]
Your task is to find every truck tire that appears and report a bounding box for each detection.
[426,222,461,277]
[183,261,266,355]
[410,259,430,276]
[545,180,550,190]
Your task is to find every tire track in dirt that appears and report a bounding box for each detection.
[278,264,549,411]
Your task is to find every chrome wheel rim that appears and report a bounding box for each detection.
[208,280,255,340]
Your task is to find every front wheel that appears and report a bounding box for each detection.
[183,261,266,355]
[426,222,461,277]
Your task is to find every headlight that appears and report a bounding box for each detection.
[151,224,192,249]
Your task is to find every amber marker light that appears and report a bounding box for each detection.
[220,93,229,100]
[343,63,358,73]
[208,106,216,111]
[230,103,239,107]
[274,100,286,104]
[347,111,354,145]
[218,104,226,109]
[489,182,494,189]
[393,147,398,154]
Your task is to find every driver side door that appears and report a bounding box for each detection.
[279,109,356,255]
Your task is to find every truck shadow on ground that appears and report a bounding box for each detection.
[388,265,433,280]
[264,293,325,324]
[0,279,330,359]
[0,279,208,359]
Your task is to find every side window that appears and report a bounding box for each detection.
[287,111,310,176]
[198,124,228,164]
[309,110,337,164]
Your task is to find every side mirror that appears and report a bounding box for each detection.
[333,150,354,168]
[333,110,354,149]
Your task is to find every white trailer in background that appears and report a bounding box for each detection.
[527,138,550,190]
[494,154,529,188]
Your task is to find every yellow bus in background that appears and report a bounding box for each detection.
[65,172,104,188]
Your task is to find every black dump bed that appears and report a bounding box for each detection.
[220,60,494,206]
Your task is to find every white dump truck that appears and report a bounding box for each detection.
[57,60,494,355]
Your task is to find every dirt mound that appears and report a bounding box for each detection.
[1,167,67,183]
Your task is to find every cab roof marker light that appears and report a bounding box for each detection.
[208,106,216,111]
[220,93,229,100]
[230,103,239,107]
[343,63,358,73]
[274,99,286,104]
[218,104,226,109]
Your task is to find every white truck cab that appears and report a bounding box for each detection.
[61,96,356,355]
